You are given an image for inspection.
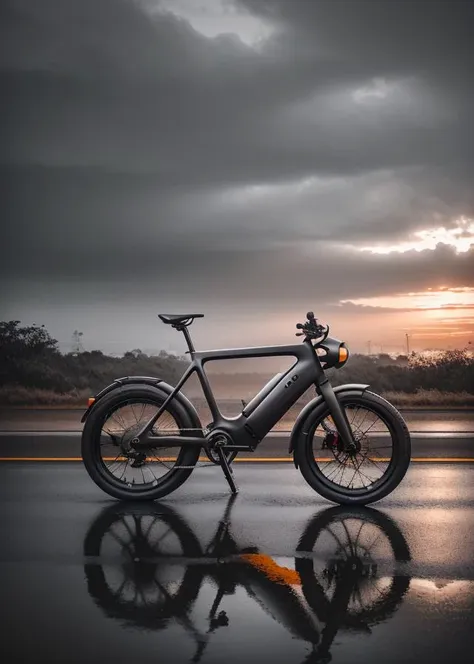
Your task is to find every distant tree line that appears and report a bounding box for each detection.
[327,348,473,394]
[0,321,188,400]
[0,321,472,405]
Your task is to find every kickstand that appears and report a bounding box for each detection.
[217,447,238,494]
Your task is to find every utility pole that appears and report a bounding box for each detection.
[72,330,84,354]
[405,333,410,355]
[367,340,371,355]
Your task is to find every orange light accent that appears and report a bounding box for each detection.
[338,346,349,363]
[87,397,95,407]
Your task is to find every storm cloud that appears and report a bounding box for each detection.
[1,0,473,353]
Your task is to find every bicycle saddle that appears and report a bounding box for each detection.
[158,314,204,325]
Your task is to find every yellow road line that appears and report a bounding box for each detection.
[1,457,474,462]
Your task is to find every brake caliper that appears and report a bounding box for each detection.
[323,431,339,450]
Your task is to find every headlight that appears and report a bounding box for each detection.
[335,343,349,368]
[316,338,349,369]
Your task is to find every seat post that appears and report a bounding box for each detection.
[179,325,196,356]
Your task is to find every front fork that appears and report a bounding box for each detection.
[317,380,357,452]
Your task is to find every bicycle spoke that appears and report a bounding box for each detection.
[145,517,158,540]
[324,460,346,482]
[98,398,188,489]
[347,457,360,489]
[117,462,128,482]
[312,402,395,491]
[363,417,384,435]
[341,520,355,556]
[121,517,136,540]
[109,528,132,552]
[130,403,139,424]
[355,407,370,432]
[138,402,146,423]
[349,407,360,425]
[368,577,385,598]
[107,456,127,474]
[353,461,377,486]
[359,455,387,474]
[366,532,383,554]
[155,526,174,548]
[146,463,158,482]
[325,525,347,553]
[108,413,124,431]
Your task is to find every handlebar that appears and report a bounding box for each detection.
[296,312,329,341]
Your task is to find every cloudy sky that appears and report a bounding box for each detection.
[1,0,473,356]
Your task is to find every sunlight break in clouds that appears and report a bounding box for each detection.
[143,0,275,47]
[352,77,395,103]
[344,287,474,311]
[361,216,474,255]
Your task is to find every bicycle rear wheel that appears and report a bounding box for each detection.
[82,384,201,500]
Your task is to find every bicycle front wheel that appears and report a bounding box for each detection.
[295,391,411,505]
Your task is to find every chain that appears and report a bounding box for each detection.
[149,448,235,470]
[145,426,233,469]
[169,462,222,469]
[145,460,232,469]
[108,423,234,469]
[146,451,236,470]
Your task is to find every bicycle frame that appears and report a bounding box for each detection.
[132,330,356,453]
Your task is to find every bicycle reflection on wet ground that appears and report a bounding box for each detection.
[83,498,412,663]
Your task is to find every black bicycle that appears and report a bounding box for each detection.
[81,311,411,505]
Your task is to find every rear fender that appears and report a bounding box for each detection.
[80,376,203,432]
[289,383,370,465]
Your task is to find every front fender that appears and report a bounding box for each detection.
[80,376,202,432]
[288,383,370,459]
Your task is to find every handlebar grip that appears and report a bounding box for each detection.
[296,323,304,329]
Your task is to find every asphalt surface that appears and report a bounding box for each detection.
[1,431,473,460]
[1,462,474,663]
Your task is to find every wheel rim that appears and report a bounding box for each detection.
[307,400,398,496]
[93,398,191,492]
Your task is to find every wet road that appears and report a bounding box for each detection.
[1,407,473,432]
[1,430,473,460]
[1,462,474,663]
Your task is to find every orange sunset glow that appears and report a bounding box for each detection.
[331,216,474,352]
[339,288,473,353]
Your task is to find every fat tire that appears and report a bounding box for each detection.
[294,390,411,505]
[81,384,201,501]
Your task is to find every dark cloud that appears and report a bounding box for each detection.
[238,0,474,75]
[1,0,473,350]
